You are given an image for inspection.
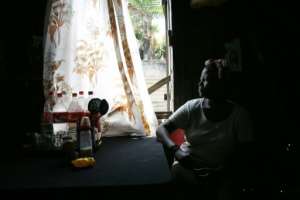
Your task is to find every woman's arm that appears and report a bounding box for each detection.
[157,122,195,169]
[156,123,178,151]
[156,101,192,167]
[156,101,191,146]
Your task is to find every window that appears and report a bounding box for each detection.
[128,0,173,113]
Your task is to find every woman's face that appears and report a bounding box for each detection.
[198,68,225,99]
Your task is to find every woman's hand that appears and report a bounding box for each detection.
[174,147,194,169]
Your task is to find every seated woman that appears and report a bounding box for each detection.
[156,59,254,186]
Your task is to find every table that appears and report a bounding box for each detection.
[0,137,171,193]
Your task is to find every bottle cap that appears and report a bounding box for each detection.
[72,93,77,97]
[88,91,93,95]
[80,116,91,128]
[79,91,84,95]
[48,91,53,96]
[57,93,62,97]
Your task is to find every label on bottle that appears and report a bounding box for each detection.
[68,112,82,122]
[68,122,77,141]
[80,130,92,150]
[53,112,68,123]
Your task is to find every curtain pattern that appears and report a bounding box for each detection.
[43,0,158,136]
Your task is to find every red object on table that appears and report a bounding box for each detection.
[170,128,185,146]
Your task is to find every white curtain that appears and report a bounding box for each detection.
[43,0,158,136]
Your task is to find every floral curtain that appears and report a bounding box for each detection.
[43,0,158,136]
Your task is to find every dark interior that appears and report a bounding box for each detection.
[0,0,299,198]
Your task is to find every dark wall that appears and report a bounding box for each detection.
[171,0,300,193]
[0,1,47,151]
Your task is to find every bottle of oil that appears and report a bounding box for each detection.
[77,116,93,157]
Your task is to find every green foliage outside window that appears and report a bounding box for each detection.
[128,0,166,60]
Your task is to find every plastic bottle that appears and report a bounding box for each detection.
[62,90,72,110]
[67,93,81,141]
[67,93,81,112]
[85,91,94,112]
[78,116,93,157]
[78,91,85,114]
[53,93,67,119]
[52,93,68,147]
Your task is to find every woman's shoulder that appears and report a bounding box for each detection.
[185,98,203,109]
[186,98,203,105]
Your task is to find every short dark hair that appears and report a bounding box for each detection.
[204,59,231,83]
[203,59,233,98]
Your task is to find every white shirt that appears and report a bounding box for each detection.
[165,98,253,167]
